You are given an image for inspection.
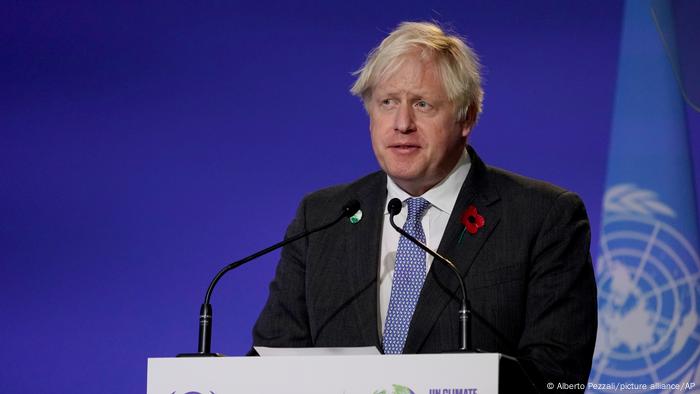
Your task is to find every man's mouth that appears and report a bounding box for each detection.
[388,144,421,153]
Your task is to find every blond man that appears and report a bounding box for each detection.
[253,22,597,392]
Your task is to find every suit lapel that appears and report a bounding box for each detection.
[346,173,386,349]
[404,146,502,353]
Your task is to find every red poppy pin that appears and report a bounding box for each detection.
[458,205,485,243]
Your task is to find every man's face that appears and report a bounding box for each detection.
[368,52,470,196]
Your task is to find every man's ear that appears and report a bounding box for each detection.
[461,123,472,139]
[460,105,474,138]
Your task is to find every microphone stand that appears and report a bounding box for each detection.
[388,198,473,352]
[178,200,361,357]
[388,200,540,392]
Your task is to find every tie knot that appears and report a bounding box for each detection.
[405,197,430,221]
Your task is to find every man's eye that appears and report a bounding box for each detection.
[380,99,397,108]
[415,100,431,110]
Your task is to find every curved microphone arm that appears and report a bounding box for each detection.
[387,198,473,352]
[203,207,353,305]
[181,200,360,357]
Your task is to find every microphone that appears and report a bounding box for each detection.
[178,199,361,357]
[387,198,473,352]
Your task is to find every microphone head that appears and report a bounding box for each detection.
[388,198,402,216]
[342,199,361,218]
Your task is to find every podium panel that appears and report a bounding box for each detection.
[147,353,502,393]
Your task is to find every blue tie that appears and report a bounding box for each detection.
[383,197,431,354]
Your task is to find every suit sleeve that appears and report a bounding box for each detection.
[251,197,313,349]
[518,191,597,388]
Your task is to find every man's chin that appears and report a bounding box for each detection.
[386,173,435,196]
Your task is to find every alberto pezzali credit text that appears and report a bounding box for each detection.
[546,381,697,391]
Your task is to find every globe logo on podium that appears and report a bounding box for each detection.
[589,184,700,392]
[373,384,415,394]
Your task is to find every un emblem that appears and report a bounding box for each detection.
[589,184,700,392]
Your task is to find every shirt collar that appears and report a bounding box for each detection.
[384,148,471,215]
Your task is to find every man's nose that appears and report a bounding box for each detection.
[393,102,416,133]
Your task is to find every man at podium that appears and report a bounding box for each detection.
[251,21,597,391]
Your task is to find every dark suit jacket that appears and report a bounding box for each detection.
[252,146,597,390]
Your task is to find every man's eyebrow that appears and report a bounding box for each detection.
[374,88,438,99]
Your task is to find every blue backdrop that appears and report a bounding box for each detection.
[1,1,699,392]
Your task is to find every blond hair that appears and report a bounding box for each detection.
[350,21,483,129]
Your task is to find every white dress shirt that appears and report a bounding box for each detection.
[378,149,472,337]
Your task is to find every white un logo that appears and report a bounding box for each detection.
[589,184,700,393]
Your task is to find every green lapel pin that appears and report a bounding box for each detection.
[349,209,363,224]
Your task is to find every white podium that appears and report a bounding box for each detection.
[147,353,537,393]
